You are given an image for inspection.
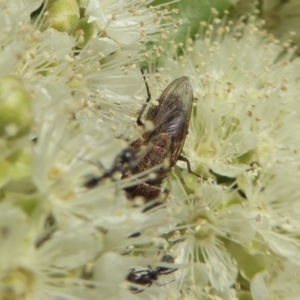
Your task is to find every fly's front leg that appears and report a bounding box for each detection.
[137,69,151,127]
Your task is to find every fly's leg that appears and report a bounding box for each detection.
[137,69,151,127]
[178,155,200,178]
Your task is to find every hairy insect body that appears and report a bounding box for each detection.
[122,174,161,201]
[84,76,193,204]
[122,134,173,202]
[123,76,193,202]
[131,133,172,183]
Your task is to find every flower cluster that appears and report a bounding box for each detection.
[0,0,178,299]
[236,0,300,53]
[2,0,300,299]
[156,12,300,300]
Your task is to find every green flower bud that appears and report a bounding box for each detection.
[76,0,89,17]
[43,0,80,34]
[75,16,96,49]
[0,76,31,140]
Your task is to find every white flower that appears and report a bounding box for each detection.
[0,0,177,299]
[167,181,239,296]
[251,258,300,300]
[154,13,300,299]
[260,0,300,51]
[242,164,300,262]
[86,0,170,45]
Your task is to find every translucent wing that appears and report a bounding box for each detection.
[143,76,193,165]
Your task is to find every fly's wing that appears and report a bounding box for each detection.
[144,76,193,165]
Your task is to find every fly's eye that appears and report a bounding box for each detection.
[121,149,138,167]
[161,254,174,264]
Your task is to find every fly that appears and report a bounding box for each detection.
[122,72,195,203]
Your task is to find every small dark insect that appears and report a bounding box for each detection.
[126,254,177,293]
[84,148,138,188]
[122,73,195,203]
[209,162,260,199]
[35,214,56,248]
